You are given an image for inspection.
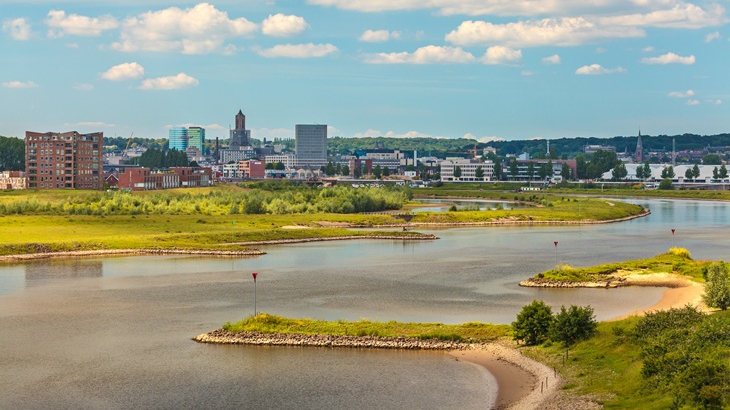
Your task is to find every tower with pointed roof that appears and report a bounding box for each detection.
[229,109,250,150]
[634,130,643,163]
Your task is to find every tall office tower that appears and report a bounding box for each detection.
[169,127,188,151]
[295,124,327,169]
[187,126,205,151]
[25,131,104,190]
[229,110,250,150]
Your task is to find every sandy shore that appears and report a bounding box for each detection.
[608,273,706,321]
[448,344,560,410]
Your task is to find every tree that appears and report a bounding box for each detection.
[527,162,535,180]
[642,162,651,180]
[538,163,549,180]
[658,178,674,190]
[692,163,700,180]
[492,157,502,180]
[0,136,25,171]
[561,163,572,181]
[713,167,719,179]
[509,160,519,179]
[373,164,382,179]
[335,163,342,175]
[720,164,728,179]
[475,166,484,179]
[453,166,462,179]
[589,150,620,175]
[661,166,675,179]
[703,154,722,165]
[341,164,350,176]
[575,155,588,179]
[325,162,336,176]
[611,163,628,181]
[275,162,285,171]
[550,305,597,346]
[512,300,554,345]
[636,165,645,181]
[702,262,730,311]
[685,168,694,181]
[382,166,390,177]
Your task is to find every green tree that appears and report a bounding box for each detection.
[550,305,597,346]
[527,162,535,180]
[325,162,336,177]
[685,168,693,181]
[509,160,519,179]
[0,136,25,171]
[512,300,554,345]
[643,162,651,180]
[713,166,719,179]
[611,163,628,181]
[589,150,620,175]
[275,162,285,171]
[575,155,588,179]
[492,157,502,180]
[658,178,674,190]
[561,163,572,181]
[679,360,728,410]
[335,163,342,175]
[661,166,675,179]
[382,166,390,177]
[692,163,700,180]
[341,164,350,176]
[702,262,730,310]
[717,164,727,179]
[373,164,382,179]
[453,166,462,178]
[538,163,549,180]
[636,165,645,180]
[702,153,722,165]
[475,165,484,179]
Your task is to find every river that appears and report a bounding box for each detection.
[0,198,727,409]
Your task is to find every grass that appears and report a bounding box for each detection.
[222,313,510,342]
[536,248,707,282]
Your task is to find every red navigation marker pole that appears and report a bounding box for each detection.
[554,241,559,267]
[252,272,258,316]
[671,229,676,247]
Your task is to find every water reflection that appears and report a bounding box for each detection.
[25,259,103,281]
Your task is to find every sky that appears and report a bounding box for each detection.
[1,0,728,142]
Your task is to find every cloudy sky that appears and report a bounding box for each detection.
[1,0,728,142]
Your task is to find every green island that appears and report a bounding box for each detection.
[203,249,730,410]
[0,183,646,257]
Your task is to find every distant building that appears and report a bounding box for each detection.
[187,126,205,151]
[440,158,494,182]
[220,148,255,164]
[118,167,212,191]
[25,131,103,190]
[584,145,616,154]
[265,153,296,169]
[169,127,188,151]
[634,130,644,163]
[0,171,25,190]
[229,110,250,150]
[349,158,373,177]
[295,124,327,169]
[506,159,576,181]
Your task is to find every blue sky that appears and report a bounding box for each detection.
[1,0,728,142]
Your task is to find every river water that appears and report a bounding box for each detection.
[0,198,728,409]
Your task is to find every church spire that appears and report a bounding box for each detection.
[634,129,644,163]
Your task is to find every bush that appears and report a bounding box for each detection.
[658,178,674,190]
[668,247,691,259]
[703,262,730,310]
[512,300,554,345]
[551,305,597,346]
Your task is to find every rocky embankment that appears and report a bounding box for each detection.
[194,330,466,350]
[0,248,265,262]
[233,233,438,246]
[519,277,628,288]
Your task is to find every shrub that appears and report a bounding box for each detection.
[703,262,730,311]
[668,247,691,259]
[512,300,554,345]
[550,305,597,346]
[658,178,674,190]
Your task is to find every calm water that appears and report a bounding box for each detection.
[1,198,728,409]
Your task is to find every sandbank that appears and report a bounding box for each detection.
[608,273,706,321]
[449,344,560,410]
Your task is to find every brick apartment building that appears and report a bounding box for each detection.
[25,131,103,190]
[118,167,212,191]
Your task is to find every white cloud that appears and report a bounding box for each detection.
[707,99,722,105]
[641,52,695,64]
[111,3,257,54]
[66,43,79,48]
[668,89,694,98]
[705,31,720,43]
[384,130,433,139]
[73,83,94,91]
[642,46,654,52]
[363,45,475,64]
[445,18,644,48]
[101,62,145,81]
[261,14,308,37]
[481,46,522,65]
[138,73,199,90]
[541,54,561,64]
[353,129,383,138]
[3,18,33,40]
[575,64,626,75]
[255,43,338,58]
[46,10,118,37]
[252,128,293,139]
[359,29,400,42]
[462,133,505,143]
[2,80,38,88]
[686,99,700,105]
[595,47,607,54]
[521,70,536,76]
[598,4,727,29]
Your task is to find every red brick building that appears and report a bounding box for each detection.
[25,131,103,190]
[239,160,265,179]
[118,167,212,191]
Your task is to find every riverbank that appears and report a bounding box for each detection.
[194,329,559,410]
[0,247,266,262]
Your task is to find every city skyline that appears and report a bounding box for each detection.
[2,0,729,142]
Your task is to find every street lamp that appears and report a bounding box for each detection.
[252,272,258,317]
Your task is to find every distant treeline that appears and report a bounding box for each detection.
[0,136,25,171]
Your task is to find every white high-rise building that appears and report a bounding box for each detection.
[295,124,327,169]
